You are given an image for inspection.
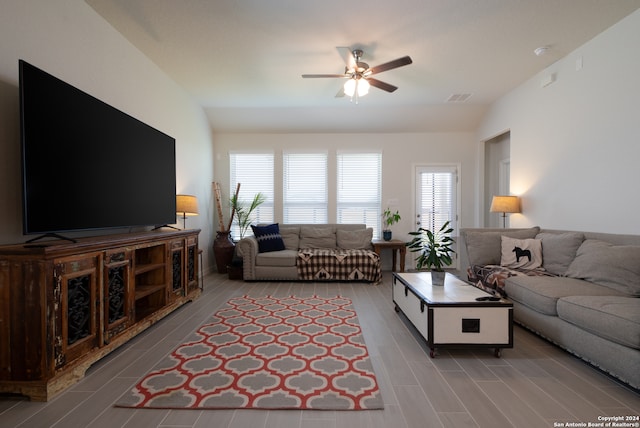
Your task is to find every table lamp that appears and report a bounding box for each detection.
[176,194,199,229]
[490,195,521,228]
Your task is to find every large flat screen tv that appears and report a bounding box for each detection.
[19,60,176,237]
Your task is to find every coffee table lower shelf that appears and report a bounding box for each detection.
[392,272,513,358]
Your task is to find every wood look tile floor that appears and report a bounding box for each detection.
[1,272,638,428]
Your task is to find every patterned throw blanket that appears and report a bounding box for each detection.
[297,248,381,282]
[467,264,556,297]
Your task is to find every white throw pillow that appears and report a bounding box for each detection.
[500,236,543,270]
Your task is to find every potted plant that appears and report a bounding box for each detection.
[226,191,266,280]
[230,192,266,239]
[382,207,401,241]
[406,220,455,286]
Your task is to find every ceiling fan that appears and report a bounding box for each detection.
[302,48,412,101]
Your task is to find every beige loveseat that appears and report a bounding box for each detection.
[459,227,640,389]
[236,224,381,282]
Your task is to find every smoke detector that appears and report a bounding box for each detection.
[534,46,549,56]
[446,93,472,103]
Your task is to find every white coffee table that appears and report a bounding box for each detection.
[392,272,513,357]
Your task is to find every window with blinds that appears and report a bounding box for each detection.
[337,152,382,237]
[229,152,274,239]
[283,152,328,224]
[416,165,457,235]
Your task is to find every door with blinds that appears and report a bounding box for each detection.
[414,165,459,268]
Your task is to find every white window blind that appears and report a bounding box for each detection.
[337,152,382,237]
[283,152,327,224]
[229,152,274,239]
[416,165,457,235]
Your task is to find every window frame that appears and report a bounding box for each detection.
[229,151,275,240]
[282,151,328,224]
[336,151,382,237]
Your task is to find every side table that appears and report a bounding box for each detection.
[372,239,406,272]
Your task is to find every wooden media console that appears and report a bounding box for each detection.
[0,229,200,401]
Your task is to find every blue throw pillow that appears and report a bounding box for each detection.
[251,223,286,253]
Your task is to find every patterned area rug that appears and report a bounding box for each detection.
[116,295,383,410]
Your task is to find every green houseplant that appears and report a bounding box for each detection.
[227,191,266,280]
[406,220,455,285]
[230,192,266,239]
[382,208,401,241]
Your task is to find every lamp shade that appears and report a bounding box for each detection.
[176,194,199,216]
[356,78,370,96]
[490,195,521,213]
[343,78,370,97]
[343,79,356,97]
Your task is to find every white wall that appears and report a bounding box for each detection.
[478,9,640,234]
[4,1,635,278]
[483,132,511,228]
[0,0,215,271]
[212,132,477,269]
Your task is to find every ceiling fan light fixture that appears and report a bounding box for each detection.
[302,47,412,99]
[343,78,356,97]
[358,78,370,96]
[343,77,370,98]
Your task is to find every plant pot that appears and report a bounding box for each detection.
[227,253,244,280]
[383,230,392,241]
[213,231,235,274]
[431,270,446,286]
[227,265,243,280]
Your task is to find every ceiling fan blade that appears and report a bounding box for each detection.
[302,74,348,78]
[336,46,357,70]
[367,56,413,75]
[335,87,346,98]
[367,78,398,93]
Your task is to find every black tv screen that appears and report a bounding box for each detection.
[19,60,176,235]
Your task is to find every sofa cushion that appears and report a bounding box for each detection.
[279,226,300,251]
[536,232,585,276]
[500,236,542,270]
[251,223,286,253]
[337,228,373,250]
[557,296,640,350]
[464,227,541,266]
[565,239,640,296]
[504,275,626,316]
[255,249,298,267]
[299,226,337,248]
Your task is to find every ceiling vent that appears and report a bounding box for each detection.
[446,93,472,102]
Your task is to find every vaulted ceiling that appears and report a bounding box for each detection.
[87,0,640,133]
